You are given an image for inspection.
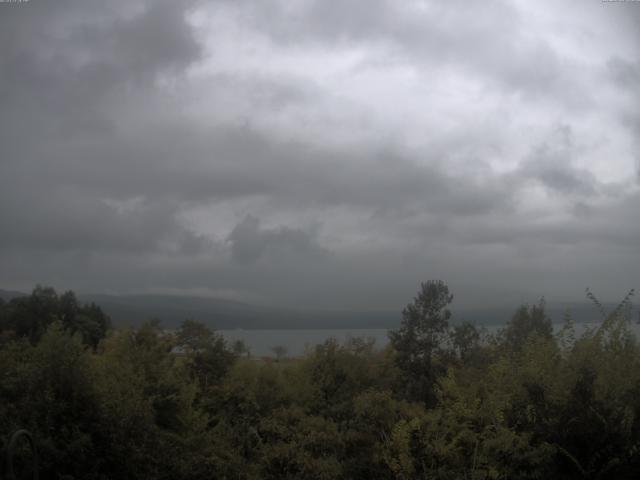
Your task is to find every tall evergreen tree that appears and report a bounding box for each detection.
[389,280,453,405]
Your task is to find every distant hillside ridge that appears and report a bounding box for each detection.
[69,295,640,330]
[0,289,27,301]
[2,288,637,329]
[79,293,398,329]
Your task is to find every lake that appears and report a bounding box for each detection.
[219,329,390,357]
[220,321,640,357]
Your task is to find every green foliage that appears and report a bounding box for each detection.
[176,318,236,389]
[2,283,640,479]
[450,320,482,362]
[503,299,553,352]
[0,286,110,347]
[0,323,101,478]
[258,406,344,480]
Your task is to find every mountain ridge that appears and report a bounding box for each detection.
[2,288,637,329]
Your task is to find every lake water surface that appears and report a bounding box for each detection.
[220,321,640,357]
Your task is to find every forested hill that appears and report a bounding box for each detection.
[0,288,631,329]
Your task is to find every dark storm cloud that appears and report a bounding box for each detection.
[5,118,510,216]
[0,0,201,154]
[0,182,211,254]
[228,215,325,264]
[1,0,639,309]
[0,0,204,254]
[0,0,201,83]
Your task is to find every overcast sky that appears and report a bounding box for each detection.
[1,0,639,311]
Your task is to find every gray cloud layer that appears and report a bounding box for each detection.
[1,0,639,310]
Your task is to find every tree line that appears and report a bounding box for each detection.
[1,282,639,479]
